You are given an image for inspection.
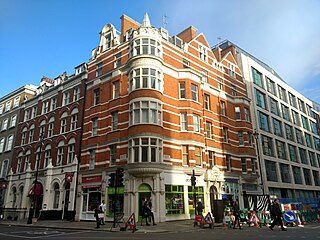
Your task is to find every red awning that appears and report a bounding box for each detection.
[27,182,43,197]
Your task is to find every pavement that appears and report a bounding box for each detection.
[0,218,222,233]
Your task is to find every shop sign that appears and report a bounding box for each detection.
[107,187,124,194]
[65,172,74,183]
[82,176,102,183]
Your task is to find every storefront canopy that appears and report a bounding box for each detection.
[27,182,43,197]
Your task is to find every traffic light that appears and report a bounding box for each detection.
[116,168,124,187]
[191,176,196,187]
[191,169,196,187]
[109,173,116,187]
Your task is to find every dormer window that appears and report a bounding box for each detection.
[106,33,112,49]
[75,65,86,75]
[199,45,207,62]
[228,63,236,78]
[160,27,169,40]
[173,36,183,48]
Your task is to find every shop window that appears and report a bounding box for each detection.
[188,186,204,215]
[53,183,60,209]
[82,188,101,212]
[107,186,124,216]
[165,185,184,215]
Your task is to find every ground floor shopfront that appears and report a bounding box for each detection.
[4,159,78,221]
[79,164,259,223]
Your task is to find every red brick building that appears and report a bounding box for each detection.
[79,14,257,222]
[6,64,87,221]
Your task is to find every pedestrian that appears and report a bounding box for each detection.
[147,198,157,225]
[99,200,106,225]
[141,198,150,226]
[232,200,241,229]
[94,206,101,229]
[269,199,286,231]
[196,199,204,215]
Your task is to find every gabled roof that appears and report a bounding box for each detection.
[194,33,211,49]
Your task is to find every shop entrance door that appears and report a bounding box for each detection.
[138,183,151,221]
[63,183,70,220]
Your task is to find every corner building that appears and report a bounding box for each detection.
[80,14,257,222]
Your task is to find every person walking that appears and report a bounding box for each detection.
[269,199,286,231]
[94,206,101,229]
[196,199,204,215]
[147,198,157,226]
[141,198,150,226]
[99,200,106,225]
[232,200,241,229]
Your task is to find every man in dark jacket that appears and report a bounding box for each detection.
[269,199,286,231]
[94,206,101,229]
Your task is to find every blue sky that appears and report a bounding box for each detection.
[1,0,320,102]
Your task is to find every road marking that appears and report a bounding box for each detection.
[0,230,92,239]
[0,232,34,239]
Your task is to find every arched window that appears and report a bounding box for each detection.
[10,115,17,127]
[5,135,13,151]
[0,159,9,178]
[18,186,24,208]
[24,150,31,171]
[53,183,60,209]
[57,141,64,166]
[29,124,35,143]
[40,120,46,137]
[17,152,23,173]
[0,138,4,153]
[44,144,51,168]
[60,112,68,133]
[21,127,27,145]
[67,138,75,164]
[48,117,55,137]
[12,187,17,208]
[71,108,78,131]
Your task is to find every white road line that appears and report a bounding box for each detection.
[0,232,35,239]
[0,230,93,239]
[30,230,94,239]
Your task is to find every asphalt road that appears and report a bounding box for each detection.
[0,223,319,240]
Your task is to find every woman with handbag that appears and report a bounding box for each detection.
[232,201,241,229]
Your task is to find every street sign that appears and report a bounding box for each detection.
[283,211,296,223]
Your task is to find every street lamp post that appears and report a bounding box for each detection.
[253,132,265,196]
[27,133,44,224]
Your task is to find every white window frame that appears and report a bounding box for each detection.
[113,80,120,99]
[5,135,13,151]
[89,149,96,169]
[193,114,200,133]
[130,100,162,126]
[180,112,188,131]
[129,137,162,163]
[191,84,198,102]
[73,87,80,101]
[112,112,118,131]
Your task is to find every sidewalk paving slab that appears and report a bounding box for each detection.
[0,219,223,233]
